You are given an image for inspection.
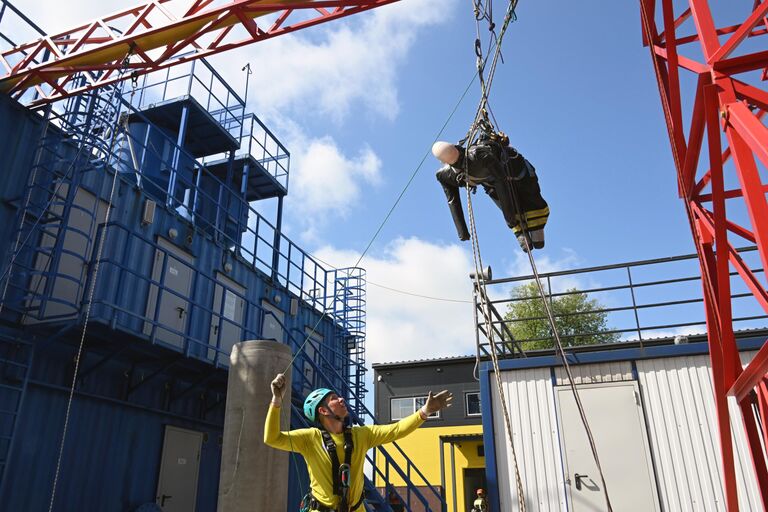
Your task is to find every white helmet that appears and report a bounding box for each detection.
[432,141,460,165]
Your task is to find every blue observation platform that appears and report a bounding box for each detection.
[204,113,290,201]
[128,96,238,158]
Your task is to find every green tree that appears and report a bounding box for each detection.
[503,282,620,351]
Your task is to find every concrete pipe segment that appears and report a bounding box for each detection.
[217,340,293,512]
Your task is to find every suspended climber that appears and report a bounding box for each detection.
[433,129,549,252]
[265,373,453,512]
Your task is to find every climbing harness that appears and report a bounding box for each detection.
[298,428,363,512]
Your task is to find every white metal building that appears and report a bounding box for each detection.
[480,337,765,511]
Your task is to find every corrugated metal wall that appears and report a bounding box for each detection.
[491,366,566,511]
[3,383,223,512]
[554,361,633,385]
[491,353,762,512]
[637,352,761,511]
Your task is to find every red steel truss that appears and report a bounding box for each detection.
[0,0,399,106]
[639,0,768,508]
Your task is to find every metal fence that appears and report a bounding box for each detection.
[474,248,768,358]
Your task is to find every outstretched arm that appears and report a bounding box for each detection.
[263,373,310,452]
[366,390,453,447]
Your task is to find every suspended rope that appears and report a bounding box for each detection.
[279,69,478,376]
[462,1,613,510]
[48,55,135,512]
[461,1,528,510]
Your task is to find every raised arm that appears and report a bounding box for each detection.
[366,390,453,448]
[263,373,311,452]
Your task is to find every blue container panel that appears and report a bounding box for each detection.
[2,383,222,512]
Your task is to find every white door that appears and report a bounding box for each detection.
[261,300,284,342]
[144,239,195,348]
[556,382,660,512]
[208,273,245,363]
[156,426,203,512]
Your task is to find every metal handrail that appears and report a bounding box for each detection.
[477,246,768,353]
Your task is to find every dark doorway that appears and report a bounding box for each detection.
[463,467,487,512]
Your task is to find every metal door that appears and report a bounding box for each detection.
[144,239,195,348]
[208,273,245,363]
[301,329,320,395]
[156,425,203,512]
[556,382,660,512]
[261,300,284,342]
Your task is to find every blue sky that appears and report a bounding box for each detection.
[7,0,710,365]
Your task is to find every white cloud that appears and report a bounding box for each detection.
[270,119,383,242]
[212,0,454,121]
[314,237,477,365]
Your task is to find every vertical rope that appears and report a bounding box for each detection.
[48,64,129,511]
[466,189,526,511]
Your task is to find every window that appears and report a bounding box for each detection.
[390,396,440,420]
[466,392,481,416]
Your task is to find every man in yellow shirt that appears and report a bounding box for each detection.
[265,373,452,512]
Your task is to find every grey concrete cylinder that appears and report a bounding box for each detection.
[217,340,293,512]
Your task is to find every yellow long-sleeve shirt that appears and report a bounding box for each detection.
[264,404,425,509]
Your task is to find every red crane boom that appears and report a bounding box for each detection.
[0,0,399,105]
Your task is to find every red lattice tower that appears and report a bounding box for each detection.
[640,1,768,508]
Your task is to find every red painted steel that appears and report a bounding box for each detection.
[0,0,400,106]
[640,0,768,509]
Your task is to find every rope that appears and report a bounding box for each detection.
[520,238,613,511]
[495,140,614,510]
[466,191,526,511]
[462,1,527,509]
[48,56,133,512]
[463,0,611,509]
[279,70,478,376]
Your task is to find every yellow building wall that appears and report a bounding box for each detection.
[373,424,484,512]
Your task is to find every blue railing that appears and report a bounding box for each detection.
[129,57,246,141]
[204,112,290,192]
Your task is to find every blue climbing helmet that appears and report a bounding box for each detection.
[304,388,334,422]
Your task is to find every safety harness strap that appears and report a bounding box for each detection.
[320,427,354,512]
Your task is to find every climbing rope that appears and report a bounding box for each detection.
[279,69,479,376]
[461,1,613,510]
[48,55,135,512]
[461,1,528,509]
